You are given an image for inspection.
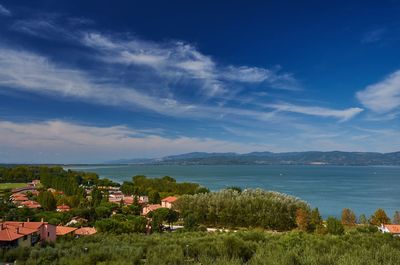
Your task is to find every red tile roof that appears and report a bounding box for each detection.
[13,197,29,202]
[57,205,70,210]
[5,225,38,235]
[123,196,134,204]
[4,221,46,230]
[75,227,97,236]
[20,200,41,209]
[0,222,44,242]
[384,224,400,234]
[11,193,28,197]
[0,228,24,241]
[56,226,77,236]
[144,204,162,214]
[161,196,178,203]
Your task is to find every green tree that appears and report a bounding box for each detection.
[184,213,199,231]
[310,208,323,231]
[149,190,161,204]
[341,208,357,226]
[326,217,344,235]
[393,211,400,225]
[37,191,57,211]
[370,208,390,226]
[95,206,111,219]
[166,209,179,227]
[151,211,164,233]
[359,214,368,225]
[91,187,103,207]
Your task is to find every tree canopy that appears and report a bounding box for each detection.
[175,189,309,231]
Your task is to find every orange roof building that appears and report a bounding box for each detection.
[380,224,400,236]
[20,200,41,209]
[56,226,77,236]
[161,196,178,209]
[11,193,29,200]
[74,227,97,236]
[142,204,162,215]
[56,205,71,212]
[0,221,56,247]
[0,227,25,242]
[123,196,134,205]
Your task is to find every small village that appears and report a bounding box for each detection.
[1,179,179,248]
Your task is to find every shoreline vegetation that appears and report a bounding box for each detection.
[0,165,399,264]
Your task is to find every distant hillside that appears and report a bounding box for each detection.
[107,151,400,166]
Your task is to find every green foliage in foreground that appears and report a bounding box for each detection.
[175,189,309,231]
[3,230,400,265]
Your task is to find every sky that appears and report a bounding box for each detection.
[0,0,399,163]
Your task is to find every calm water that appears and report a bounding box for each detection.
[65,164,400,218]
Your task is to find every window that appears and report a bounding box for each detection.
[48,232,50,237]
[23,235,28,240]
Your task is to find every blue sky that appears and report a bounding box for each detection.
[0,0,399,163]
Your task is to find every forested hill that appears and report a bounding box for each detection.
[109,151,400,166]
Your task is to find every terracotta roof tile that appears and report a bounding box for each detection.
[0,228,24,241]
[75,227,97,236]
[56,226,77,236]
[384,224,400,234]
[161,196,178,203]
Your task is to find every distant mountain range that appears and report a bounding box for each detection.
[107,151,400,166]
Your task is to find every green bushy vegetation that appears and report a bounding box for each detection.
[3,230,400,265]
[121,175,209,197]
[175,189,308,231]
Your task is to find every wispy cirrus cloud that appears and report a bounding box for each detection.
[266,103,363,121]
[356,70,400,113]
[0,3,11,16]
[10,16,301,95]
[81,32,300,95]
[0,46,195,115]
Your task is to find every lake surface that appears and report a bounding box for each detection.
[65,164,400,218]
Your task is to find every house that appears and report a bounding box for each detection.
[108,197,123,204]
[74,227,97,236]
[56,205,71,212]
[0,221,56,248]
[161,196,178,209]
[28,180,40,187]
[66,217,88,226]
[11,186,37,194]
[11,194,29,205]
[19,200,41,209]
[379,224,400,236]
[123,196,134,205]
[0,225,34,248]
[56,226,77,237]
[139,196,149,204]
[142,204,162,215]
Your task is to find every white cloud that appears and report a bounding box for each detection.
[81,32,299,95]
[267,103,363,121]
[0,119,272,163]
[0,46,191,114]
[356,70,400,113]
[0,3,11,16]
[0,45,361,123]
